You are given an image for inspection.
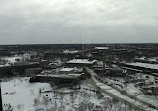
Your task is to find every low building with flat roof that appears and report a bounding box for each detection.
[59,68,75,74]
[66,59,97,67]
[29,74,82,85]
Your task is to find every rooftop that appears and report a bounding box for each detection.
[59,68,75,72]
[67,59,97,64]
[95,47,109,50]
[36,73,81,79]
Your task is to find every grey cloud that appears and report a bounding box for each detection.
[0,0,158,44]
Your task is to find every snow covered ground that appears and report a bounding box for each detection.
[101,76,158,110]
[1,77,106,111]
[2,77,51,111]
[137,95,158,108]
[63,50,79,54]
[1,77,139,111]
[86,68,158,111]
[92,76,157,111]
[1,56,22,63]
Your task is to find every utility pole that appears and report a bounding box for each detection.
[0,83,3,111]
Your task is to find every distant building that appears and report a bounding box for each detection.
[94,67,126,77]
[29,74,82,85]
[121,62,158,74]
[39,59,50,68]
[66,59,97,67]
[95,47,109,50]
[25,68,42,75]
[0,63,40,77]
[0,49,11,56]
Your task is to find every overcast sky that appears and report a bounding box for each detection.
[0,0,158,44]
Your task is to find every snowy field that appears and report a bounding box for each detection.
[2,77,52,111]
[1,77,138,111]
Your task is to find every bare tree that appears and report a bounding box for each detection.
[34,98,38,106]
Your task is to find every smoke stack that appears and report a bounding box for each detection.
[82,31,85,58]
